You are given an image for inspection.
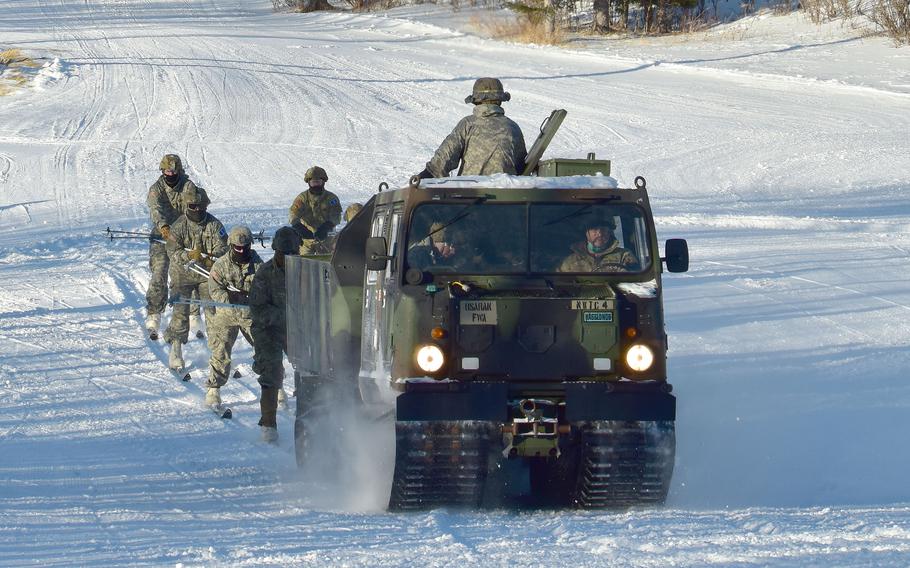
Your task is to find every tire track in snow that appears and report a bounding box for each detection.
[0,152,13,184]
[705,259,910,314]
[0,381,32,444]
[20,281,74,310]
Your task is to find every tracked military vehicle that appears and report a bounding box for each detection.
[286,111,689,509]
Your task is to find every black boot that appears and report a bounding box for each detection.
[259,386,279,443]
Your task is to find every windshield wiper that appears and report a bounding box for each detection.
[417,196,488,242]
[542,196,620,227]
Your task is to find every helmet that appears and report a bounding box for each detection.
[272,226,302,254]
[228,226,253,247]
[464,77,511,104]
[159,154,184,173]
[304,166,328,183]
[344,203,363,222]
[182,184,210,209]
[582,215,616,231]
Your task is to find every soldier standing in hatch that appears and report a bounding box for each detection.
[145,154,199,340]
[163,186,229,372]
[203,226,263,409]
[289,166,342,254]
[417,78,527,179]
[249,227,302,443]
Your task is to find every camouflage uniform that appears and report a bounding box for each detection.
[289,188,342,230]
[557,240,639,273]
[146,155,197,316]
[422,78,527,178]
[289,167,342,255]
[163,188,228,345]
[249,259,288,389]
[205,230,263,389]
[250,227,301,434]
[306,202,364,256]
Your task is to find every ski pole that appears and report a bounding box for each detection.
[253,229,273,248]
[169,296,249,310]
[105,234,167,244]
[184,261,242,292]
[104,228,166,243]
[105,227,153,237]
[105,228,223,261]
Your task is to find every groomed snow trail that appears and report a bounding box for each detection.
[1,0,910,565]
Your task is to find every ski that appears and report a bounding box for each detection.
[211,404,232,419]
[169,367,192,382]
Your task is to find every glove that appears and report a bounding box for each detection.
[160,225,171,240]
[291,221,314,240]
[188,247,203,262]
[416,168,432,180]
[314,221,333,241]
[203,257,215,269]
[227,290,248,305]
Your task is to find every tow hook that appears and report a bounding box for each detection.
[501,399,568,458]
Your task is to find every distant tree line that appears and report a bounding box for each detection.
[506,0,705,34]
[272,0,910,44]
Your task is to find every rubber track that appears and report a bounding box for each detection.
[388,421,493,510]
[574,420,675,508]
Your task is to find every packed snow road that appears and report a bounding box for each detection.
[1,0,910,565]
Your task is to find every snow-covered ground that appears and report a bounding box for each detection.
[1,0,910,565]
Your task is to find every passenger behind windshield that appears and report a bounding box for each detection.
[406,221,458,270]
[406,204,527,274]
[557,216,639,273]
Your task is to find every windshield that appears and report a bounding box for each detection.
[405,202,652,275]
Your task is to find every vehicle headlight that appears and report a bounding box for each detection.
[625,344,654,372]
[415,344,445,373]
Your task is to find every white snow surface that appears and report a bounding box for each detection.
[1,0,910,565]
[616,279,658,298]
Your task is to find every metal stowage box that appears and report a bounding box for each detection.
[537,156,611,177]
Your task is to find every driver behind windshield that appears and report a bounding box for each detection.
[558,216,638,273]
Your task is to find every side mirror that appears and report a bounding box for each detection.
[664,238,689,273]
[365,236,392,271]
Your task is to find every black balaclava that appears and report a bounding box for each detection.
[163,172,180,187]
[186,206,205,223]
[230,244,251,265]
[308,181,325,196]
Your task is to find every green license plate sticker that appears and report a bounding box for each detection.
[583,311,613,323]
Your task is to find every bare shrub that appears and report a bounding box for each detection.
[469,13,566,44]
[0,48,39,97]
[344,0,394,11]
[868,0,910,44]
[0,48,25,67]
[676,9,712,31]
[801,0,857,22]
[271,0,333,12]
[769,0,798,15]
